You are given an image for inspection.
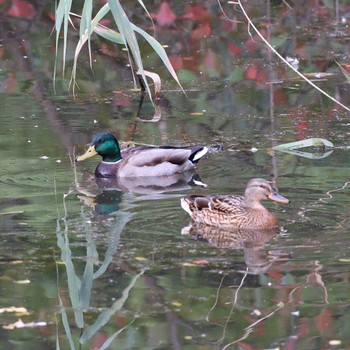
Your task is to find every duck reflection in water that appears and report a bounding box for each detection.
[182,223,278,274]
[77,171,207,215]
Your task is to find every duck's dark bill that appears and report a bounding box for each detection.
[76,145,98,162]
[268,192,290,204]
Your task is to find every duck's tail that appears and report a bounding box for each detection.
[190,146,209,163]
[180,197,193,217]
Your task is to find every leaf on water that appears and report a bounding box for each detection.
[3,319,47,330]
[171,301,182,307]
[14,279,30,284]
[0,211,24,216]
[0,307,28,314]
[192,259,210,265]
[272,138,334,151]
[134,256,148,261]
[272,138,334,158]
[181,262,197,267]
[329,340,342,346]
[10,260,23,265]
[339,258,350,262]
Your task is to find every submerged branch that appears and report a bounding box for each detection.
[227,1,350,112]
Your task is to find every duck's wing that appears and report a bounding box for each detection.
[119,146,208,177]
[185,195,245,214]
[122,146,207,166]
[207,195,246,214]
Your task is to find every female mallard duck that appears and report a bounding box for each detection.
[181,178,289,229]
[76,133,208,178]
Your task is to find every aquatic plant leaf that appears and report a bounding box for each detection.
[94,24,124,44]
[137,0,155,29]
[80,270,145,344]
[70,4,111,92]
[58,294,76,350]
[55,0,72,78]
[107,0,153,102]
[99,320,135,350]
[56,230,84,328]
[3,319,47,330]
[0,306,28,314]
[272,138,334,151]
[272,138,334,159]
[80,248,95,310]
[80,0,93,69]
[57,1,181,103]
[142,70,161,97]
[274,149,333,160]
[132,24,184,93]
[93,211,133,279]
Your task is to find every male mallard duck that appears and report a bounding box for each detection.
[181,178,289,229]
[76,133,209,178]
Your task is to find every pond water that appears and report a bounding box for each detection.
[1,1,350,349]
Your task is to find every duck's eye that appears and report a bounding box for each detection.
[100,139,105,143]
[259,184,266,189]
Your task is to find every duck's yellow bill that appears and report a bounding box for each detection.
[76,145,98,162]
[268,192,290,204]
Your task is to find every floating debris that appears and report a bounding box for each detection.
[0,306,28,314]
[3,319,47,330]
[272,138,334,159]
[14,279,30,284]
[329,340,341,346]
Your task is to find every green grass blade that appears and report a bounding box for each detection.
[80,0,93,69]
[94,24,124,44]
[58,293,76,350]
[63,0,72,76]
[69,4,112,92]
[137,0,155,30]
[107,0,152,102]
[54,0,71,80]
[132,24,185,93]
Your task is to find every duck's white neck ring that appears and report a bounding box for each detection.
[101,159,122,164]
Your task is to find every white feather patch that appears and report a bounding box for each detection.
[192,146,209,162]
[180,198,192,216]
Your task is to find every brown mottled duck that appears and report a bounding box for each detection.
[181,178,289,229]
